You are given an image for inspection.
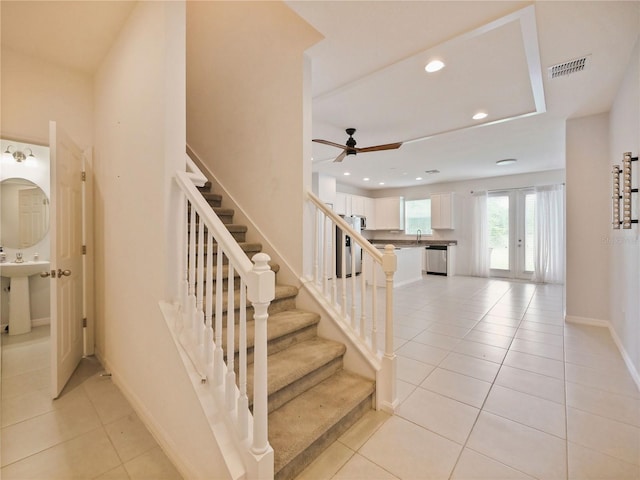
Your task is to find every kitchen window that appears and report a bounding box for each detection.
[405,198,432,235]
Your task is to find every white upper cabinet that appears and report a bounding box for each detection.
[375,196,404,230]
[431,192,455,229]
[334,192,348,215]
[363,197,376,230]
[351,195,366,216]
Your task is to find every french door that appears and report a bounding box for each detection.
[488,189,535,280]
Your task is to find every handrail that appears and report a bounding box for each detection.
[169,164,275,479]
[309,191,383,261]
[306,190,398,413]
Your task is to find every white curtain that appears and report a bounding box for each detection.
[470,191,490,277]
[533,185,565,284]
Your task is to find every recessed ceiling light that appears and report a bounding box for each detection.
[363,177,370,181]
[472,112,488,120]
[496,158,517,166]
[416,177,423,181]
[379,182,385,185]
[343,172,351,176]
[425,60,445,73]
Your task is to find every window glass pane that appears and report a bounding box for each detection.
[405,199,432,234]
[488,195,509,270]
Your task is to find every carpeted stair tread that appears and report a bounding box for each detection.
[269,370,375,477]
[217,284,298,313]
[201,192,222,204]
[200,260,280,283]
[224,309,319,352]
[247,337,346,398]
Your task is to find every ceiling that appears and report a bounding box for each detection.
[1,1,638,191]
[287,1,640,189]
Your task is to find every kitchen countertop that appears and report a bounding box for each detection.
[370,240,457,247]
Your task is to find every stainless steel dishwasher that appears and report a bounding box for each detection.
[425,245,447,275]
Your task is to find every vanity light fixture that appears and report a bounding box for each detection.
[3,145,36,163]
[472,112,488,120]
[496,158,517,166]
[425,60,445,73]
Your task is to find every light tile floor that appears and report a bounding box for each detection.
[1,325,183,480]
[296,275,640,480]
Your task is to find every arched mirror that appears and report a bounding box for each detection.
[0,178,50,249]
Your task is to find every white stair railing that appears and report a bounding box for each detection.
[306,191,398,412]
[171,155,275,479]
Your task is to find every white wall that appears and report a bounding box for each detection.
[608,38,640,378]
[186,1,322,280]
[93,3,229,478]
[565,114,611,324]
[0,48,93,148]
[352,169,565,276]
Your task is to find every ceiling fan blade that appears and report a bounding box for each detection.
[356,142,403,153]
[333,150,348,162]
[313,139,350,150]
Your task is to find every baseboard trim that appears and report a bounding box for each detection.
[32,317,50,327]
[565,315,640,392]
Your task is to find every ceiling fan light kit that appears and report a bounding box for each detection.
[313,128,403,162]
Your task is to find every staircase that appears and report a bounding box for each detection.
[197,182,376,480]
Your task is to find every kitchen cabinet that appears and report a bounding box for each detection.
[374,197,404,230]
[351,195,366,216]
[363,197,376,230]
[334,192,348,215]
[431,193,455,229]
[366,246,422,288]
[334,193,367,217]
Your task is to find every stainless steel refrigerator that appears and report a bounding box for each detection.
[336,215,363,278]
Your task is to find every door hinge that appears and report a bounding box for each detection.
[81,171,86,182]
[82,245,87,255]
[82,318,87,328]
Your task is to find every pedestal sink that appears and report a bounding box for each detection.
[0,260,50,335]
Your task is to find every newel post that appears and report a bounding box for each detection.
[378,245,398,413]
[246,253,275,456]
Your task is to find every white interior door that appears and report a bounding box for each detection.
[50,121,85,398]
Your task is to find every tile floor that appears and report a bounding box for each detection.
[296,275,640,480]
[1,325,182,479]
[2,275,639,479]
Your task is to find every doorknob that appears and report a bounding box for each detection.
[40,270,55,278]
[57,269,71,277]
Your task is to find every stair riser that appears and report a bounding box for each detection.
[274,394,374,480]
[231,323,318,365]
[264,356,344,414]
[189,230,246,242]
[210,295,298,324]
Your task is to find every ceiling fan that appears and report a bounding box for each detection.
[313,128,402,162]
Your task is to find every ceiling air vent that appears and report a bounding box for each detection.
[548,55,591,79]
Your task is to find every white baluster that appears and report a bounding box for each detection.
[214,244,225,388]
[350,244,356,329]
[226,264,236,411]
[195,215,205,349]
[238,280,248,438]
[360,256,366,340]
[313,209,319,285]
[187,205,197,341]
[340,229,347,317]
[371,267,378,355]
[177,197,188,332]
[204,233,214,375]
[323,214,329,296]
